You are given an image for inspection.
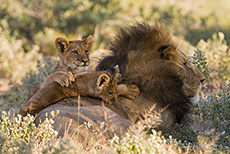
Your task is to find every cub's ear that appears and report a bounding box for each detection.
[97,74,110,91]
[105,65,122,82]
[158,45,179,61]
[113,65,122,82]
[84,35,94,50]
[55,37,69,54]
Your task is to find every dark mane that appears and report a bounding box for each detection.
[110,22,172,54]
[96,22,174,75]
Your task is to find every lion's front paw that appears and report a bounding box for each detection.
[124,84,140,99]
[55,71,75,87]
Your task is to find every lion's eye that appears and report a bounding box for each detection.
[108,91,113,95]
[184,62,189,69]
[72,50,79,55]
[85,50,89,54]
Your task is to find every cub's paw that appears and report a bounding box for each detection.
[55,71,75,87]
[124,84,140,99]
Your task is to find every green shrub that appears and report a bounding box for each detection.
[196,32,230,80]
[197,86,230,149]
[0,28,42,83]
[189,48,212,81]
[172,86,230,153]
[0,0,120,52]
[33,28,61,56]
[109,128,172,154]
[0,110,58,153]
[0,56,57,111]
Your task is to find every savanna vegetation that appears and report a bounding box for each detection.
[0,0,230,153]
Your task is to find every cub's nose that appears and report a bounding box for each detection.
[82,60,88,65]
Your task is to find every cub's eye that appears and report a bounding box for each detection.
[108,91,113,95]
[72,50,79,55]
[85,50,89,54]
[184,62,189,69]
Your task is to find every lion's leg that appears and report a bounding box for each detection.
[19,82,76,116]
[41,71,75,89]
[26,84,41,101]
[26,70,74,103]
[117,84,140,99]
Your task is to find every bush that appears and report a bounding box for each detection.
[0,56,57,111]
[197,86,230,149]
[109,126,174,154]
[0,28,42,83]
[0,0,120,52]
[172,85,230,153]
[189,48,212,81]
[0,110,58,153]
[196,32,230,80]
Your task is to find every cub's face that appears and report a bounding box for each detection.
[94,66,121,105]
[76,65,120,105]
[97,76,118,105]
[55,35,94,71]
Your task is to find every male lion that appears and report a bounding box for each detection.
[96,22,205,133]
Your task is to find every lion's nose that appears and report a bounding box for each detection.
[200,79,205,83]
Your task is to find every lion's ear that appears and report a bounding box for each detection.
[84,35,94,50]
[97,74,110,91]
[158,45,178,61]
[55,37,69,54]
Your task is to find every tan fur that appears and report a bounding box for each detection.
[26,36,94,101]
[41,35,94,89]
[19,67,128,118]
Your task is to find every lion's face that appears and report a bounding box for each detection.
[173,49,205,105]
[55,35,94,71]
[125,45,205,106]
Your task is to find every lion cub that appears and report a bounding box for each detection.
[27,36,139,100]
[19,66,128,117]
[40,35,94,89]
[27,36,94,100]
